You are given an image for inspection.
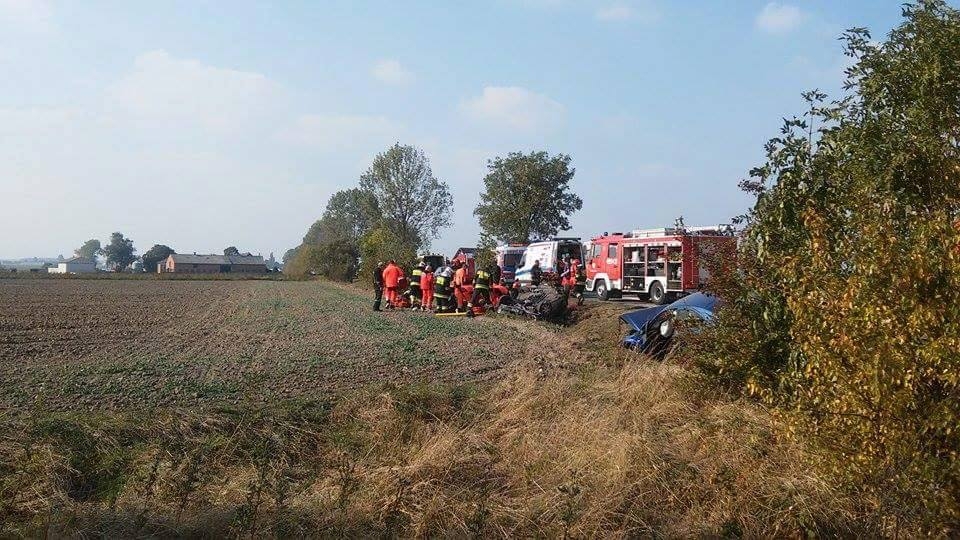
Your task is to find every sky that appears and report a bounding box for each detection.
[0,0,942,260]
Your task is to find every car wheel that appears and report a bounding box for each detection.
[595,279,610,301]
[648,281,666,305]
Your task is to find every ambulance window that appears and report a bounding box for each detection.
[607,244,618,259]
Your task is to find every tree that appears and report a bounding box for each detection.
[74,239,101,261]
[286,189,381,280]
[359,143,453,251]
[693,1,960,527]
[142,244,175,273]
[223,246,240,256]
[473,151,582,244]
[102,232,136,271]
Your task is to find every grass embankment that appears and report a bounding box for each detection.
[0,284,866,537]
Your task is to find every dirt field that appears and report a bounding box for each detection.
[0,278,541,412]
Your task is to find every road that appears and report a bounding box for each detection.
[579,291,656,310]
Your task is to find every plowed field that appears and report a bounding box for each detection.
[0,278,541,412]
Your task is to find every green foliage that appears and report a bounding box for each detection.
[359,143,453,250]
[286,189,381,281]
[141,244,174,273]
[74,239,101,261]
[224,246,240,256]
[102,232,136,272]
[474,232,496,269]
[695,1,960,529]
[473,151,582,243]
[358,227,416,283]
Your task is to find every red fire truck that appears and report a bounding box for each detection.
[585,226,735,304]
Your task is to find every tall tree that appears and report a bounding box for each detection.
[102,232,136,271]
[359,143,453,250]
[142,244,175,273]
[74,239,101,261]
[223,246,240,256]
[474,151,582,244]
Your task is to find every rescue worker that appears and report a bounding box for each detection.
[490,261,503,285]
[382,259,401,308]
[530,260,543,286]
[409,261,425,308]
[467,263,494,313]
[452,260,468,312]
[420,264,435,310]
[372,261,385,311]
[559,254,574,297]
[433,261,455,312]
[572,259,587,306]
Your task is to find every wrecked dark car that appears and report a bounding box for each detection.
[619,292,718,357]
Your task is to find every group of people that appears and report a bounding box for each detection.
[373,253,587,314]
[373,258,503,314]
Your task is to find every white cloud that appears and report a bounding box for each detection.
[460,86,565,133]
[0,0,52,32]
[371,59,414,86]
[279,114,400,151]
[106,50,279,132]
[755,2,804,34]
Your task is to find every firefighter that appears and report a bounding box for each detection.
[559,253,574,297]
[467,263,494,314]
[372,261,385,311]
[409,261,425,308]
[382,260,401,308]
[572,258,587,305]
[530,260,543,286]
[420,264,435,310]
[452,260,468,312]
[433,261,455,313]
[490,261,502,285]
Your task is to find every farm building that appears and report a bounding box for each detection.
[47,257,97,274]
[160,253,267,274]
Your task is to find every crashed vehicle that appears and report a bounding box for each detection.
[497,284,568,321]
[619,292,718,357]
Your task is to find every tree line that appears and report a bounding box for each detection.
[72,235,264,272]
[284,145,582,279]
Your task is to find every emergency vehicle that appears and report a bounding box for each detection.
[585,226,735,304]
[495,244,527,285]
[515,237,584,285]
[451,247,476,279]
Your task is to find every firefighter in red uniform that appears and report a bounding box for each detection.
[382,260,401,308]
[420,265,435,310]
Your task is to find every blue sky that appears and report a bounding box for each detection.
[0,0,940,259]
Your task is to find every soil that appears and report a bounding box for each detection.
[0,278,552,412]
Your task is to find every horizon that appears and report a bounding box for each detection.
[0,0,940,260]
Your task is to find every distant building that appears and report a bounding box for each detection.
[160,253,267,274]
[48,257,97,274]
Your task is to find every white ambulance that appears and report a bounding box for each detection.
[514,237,584,285]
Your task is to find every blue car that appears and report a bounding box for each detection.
[619,292,719,357]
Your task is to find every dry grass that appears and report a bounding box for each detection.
[0,293,872,537]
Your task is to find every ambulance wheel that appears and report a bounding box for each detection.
[594,280,610,301]
[648,282,667,305]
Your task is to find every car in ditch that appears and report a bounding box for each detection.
[618,292,718,357]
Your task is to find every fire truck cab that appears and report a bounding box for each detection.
[585,226,734,305]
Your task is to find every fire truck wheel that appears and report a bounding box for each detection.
[595,280,610,301]
[648,281,667,305]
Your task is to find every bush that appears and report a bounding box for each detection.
[693,1,960,531]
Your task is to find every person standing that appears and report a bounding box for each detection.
[409,261,424,307]
[452,260,467,312]
[420,265,435,310]
[373,261,385,311]
[560,254,574,297]
[468,263,494,312]
[382,260,401,308]
[433,261,454,312]
[530,260,543,286]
